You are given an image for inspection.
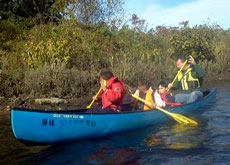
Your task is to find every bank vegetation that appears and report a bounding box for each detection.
[0,0,230,109]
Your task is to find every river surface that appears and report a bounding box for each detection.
[0,81,230,164]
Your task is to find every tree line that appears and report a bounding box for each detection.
[0,0,229,107]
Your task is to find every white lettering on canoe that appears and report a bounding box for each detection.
[53,114,61,118]
[53,114,84,119]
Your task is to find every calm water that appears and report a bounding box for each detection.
[1,81,230,164]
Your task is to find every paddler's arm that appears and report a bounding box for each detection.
[189,55,205,79]
[168,79,180,91]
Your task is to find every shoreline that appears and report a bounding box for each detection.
[204,72,230,82]
[1,72,230,112]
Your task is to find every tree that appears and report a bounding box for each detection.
[170,27,215,61]
[70,0,124,26]
[0,0,66,23]
[129,14,146,32]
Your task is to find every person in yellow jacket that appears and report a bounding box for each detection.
[168,55,205,104]
[134,80,156,110]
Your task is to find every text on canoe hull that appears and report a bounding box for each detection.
[42,118,96,127]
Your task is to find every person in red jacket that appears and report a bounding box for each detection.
[158,82,181,107]
[87,70,125,113]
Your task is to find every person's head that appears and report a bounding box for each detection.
[99,70,114,85]
[138,80,149,93]
[176,56,187,69]
[158,81,168,94]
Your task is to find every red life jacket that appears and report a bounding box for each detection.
[97,77,125,110]
[160,92,181,107]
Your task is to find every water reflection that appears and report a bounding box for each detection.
[142,124,201,149]
[0,112,50,164]
[83,145,140,164]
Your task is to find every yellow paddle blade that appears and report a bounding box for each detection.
[171,113,198,126]
[156,106,198,126]
[128,90,198,126]
[172,116,185,124]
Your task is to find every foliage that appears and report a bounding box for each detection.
[0,1,230,107]
[69,0,124,26]
[23,63,99,98]
[169,26,216,61]
[0,0,65,23]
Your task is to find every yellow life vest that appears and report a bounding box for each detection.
[177,68,200,90]
[136,89,155,110]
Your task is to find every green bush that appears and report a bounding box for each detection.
[169,26,215,61]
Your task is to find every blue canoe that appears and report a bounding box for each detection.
[11,88,216,144]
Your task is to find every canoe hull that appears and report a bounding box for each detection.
[11,88,216,144]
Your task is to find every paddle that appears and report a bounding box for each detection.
[86,88,102,109]
[168,59,188,92]
[127,90,198,126]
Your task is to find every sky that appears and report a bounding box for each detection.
[123,0,230,29]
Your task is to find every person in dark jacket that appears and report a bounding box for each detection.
[168,55,205,104]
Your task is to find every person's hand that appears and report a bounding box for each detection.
[152,103,157,109]
[100,81,107,91]
[189,55,196,65]
[92,95,97,100]
[168,83,173,89]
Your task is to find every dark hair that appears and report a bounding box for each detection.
[100,70,114,80]
[138,79,150,89]
[158,81,168,88]
[177,56,186,62]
